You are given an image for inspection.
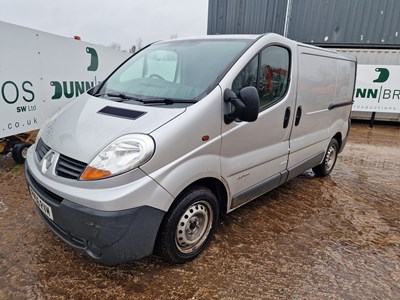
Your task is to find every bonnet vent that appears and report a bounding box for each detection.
[98,106,146,120]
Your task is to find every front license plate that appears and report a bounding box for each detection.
[30,187,54,220]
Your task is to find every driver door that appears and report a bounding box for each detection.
[220,45,296,209]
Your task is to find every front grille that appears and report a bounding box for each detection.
[35,139,51,161]
[56,154,87,180]
[34,138,87,180]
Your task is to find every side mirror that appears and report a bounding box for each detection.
[224,86,260,124]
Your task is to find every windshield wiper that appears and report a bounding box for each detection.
[106,93,143,102]
[94,92,142,102]
[141,98,197,105]
[94,93,197,105]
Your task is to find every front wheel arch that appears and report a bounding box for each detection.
[169,177,228,220]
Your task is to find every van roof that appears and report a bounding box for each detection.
[151,34,263,48]
[158,34,263,43]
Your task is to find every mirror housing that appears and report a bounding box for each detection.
[224,87,260,124]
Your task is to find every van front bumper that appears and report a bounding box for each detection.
[25,166,165,265]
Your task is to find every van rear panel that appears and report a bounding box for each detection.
[287,46,355,171]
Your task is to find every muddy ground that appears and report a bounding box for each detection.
[0,123,400,299]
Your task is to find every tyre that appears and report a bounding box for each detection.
[12,142,32,164]
[156,186,219,264]
[312,138,339,177]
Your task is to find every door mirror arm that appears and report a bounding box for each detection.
[224,89,246,124]
[224,87,260,124]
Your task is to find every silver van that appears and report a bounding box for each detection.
[25,34,356,265]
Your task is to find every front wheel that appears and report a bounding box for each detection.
[12,142,32,164]
[312,138,339,177]
[156,186,219,264]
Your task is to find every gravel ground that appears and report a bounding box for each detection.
[0,122,399,299]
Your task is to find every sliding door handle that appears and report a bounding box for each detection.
[295,106,302,126]
[283,107,291,128]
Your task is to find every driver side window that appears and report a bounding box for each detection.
[232,46,290,111]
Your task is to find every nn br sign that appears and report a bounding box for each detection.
[353,65,400,113]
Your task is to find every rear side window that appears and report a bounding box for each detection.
[233,45,290,110]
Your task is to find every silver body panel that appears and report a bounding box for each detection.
[26,33,356,214]
[141,87,223,200]
[288,45,354,171]
[40,95,185,163]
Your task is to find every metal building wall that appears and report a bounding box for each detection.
[208,0,400,46]
[289,0,400,44]
[207,0,287,35]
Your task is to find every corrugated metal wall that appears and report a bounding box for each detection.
[336,49,400,64]
[290,0,400,44]
[207,0,287,35]
[208,0,400,45]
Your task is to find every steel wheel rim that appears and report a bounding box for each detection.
[325,145,337,171]
[175,201,213,254]
[22,147,28,159]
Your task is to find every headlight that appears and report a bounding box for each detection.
[80,134,155,180]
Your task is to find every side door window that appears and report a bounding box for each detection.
[232,46,290,111]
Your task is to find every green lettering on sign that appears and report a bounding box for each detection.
[355,88,378,99]
[373,68,389,83]
[86,47,99,71]
[1,81,19,104]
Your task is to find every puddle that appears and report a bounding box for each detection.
[0,123,399,299]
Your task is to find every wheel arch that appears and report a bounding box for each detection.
[170,177,228,220]
[332,132,342,151]
[188,177,228,220]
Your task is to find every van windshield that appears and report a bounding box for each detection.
[95,39,253,104]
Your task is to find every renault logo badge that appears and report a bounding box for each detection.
[41,151,55,174]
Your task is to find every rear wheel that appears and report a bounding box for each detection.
[12,142,32,164]
[312,138,339,177]
[156,186,219,264]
